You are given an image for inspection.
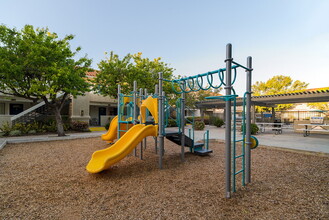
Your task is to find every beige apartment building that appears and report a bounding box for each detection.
[0,72,117,127]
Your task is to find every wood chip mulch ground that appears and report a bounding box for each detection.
[0,137,328,219]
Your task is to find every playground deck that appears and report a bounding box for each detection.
[0,137,328,219]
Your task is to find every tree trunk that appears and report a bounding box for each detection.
[54,106,65,136]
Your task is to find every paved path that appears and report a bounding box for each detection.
[0,131,106,150]
[188,125,329,154]
[1,126,328,154]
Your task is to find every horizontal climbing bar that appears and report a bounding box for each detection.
[205,94,238,101]
[171,65,239,83]
[231,61,252,71]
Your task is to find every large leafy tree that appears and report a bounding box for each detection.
[0,24,91,136]
[185,87,222,109]
[307,87,329,112]
[252,75,309,111]
[93,52,175,98]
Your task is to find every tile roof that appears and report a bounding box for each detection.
[86,71,98,77]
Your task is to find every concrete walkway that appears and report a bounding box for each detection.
[1,126,328,154]
[187,125,329,154]
[0,131,106,150]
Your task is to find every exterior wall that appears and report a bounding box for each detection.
[70,94,91,123]
[0,94,37,127]
[71,92,117,125]
[0,92,117,127]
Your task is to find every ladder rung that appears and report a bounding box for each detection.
[235,169,244,175]
[235,154,244,159]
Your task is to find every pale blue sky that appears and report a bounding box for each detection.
[1,0,328,95]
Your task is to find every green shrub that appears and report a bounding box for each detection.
[194,121,205,130]
[186,117,194,124]
[28,130,37,134]
[71,121,89,131]
[0,122,12,136]
[105,122,110,130]
[0,132,5,137]
[42,121,57,132]
[240,123,259,135]
[167,119,177,127]
[186,116,210,125]
[9,130,22,136]
[214,118,224,127]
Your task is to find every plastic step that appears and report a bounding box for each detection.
[194,149,213,156]
[165,131,180,137]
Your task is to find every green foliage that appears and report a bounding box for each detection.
[185,88,222,109]
[0,122,12,136]
[194,121,205,130]
[9,130,22,136]
[105,122,110,130]
[71,121,89,131]
[241,123,259,135]
[167,119,177,127]
[93,51,175,98]
[186,116,210,125]
[214,118,224,127]
[0,120,71,136]
[252,75,308,112]
[0,24,92,136]
[306,87,329,111]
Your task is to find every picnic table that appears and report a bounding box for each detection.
[297,124,329,137]
[256,122,284,135]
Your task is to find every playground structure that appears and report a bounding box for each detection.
[86,44,257,198]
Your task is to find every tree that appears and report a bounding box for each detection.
[0,24,91,136]
[252,75,308,111]
[307,87,329,112]
[93,51,175,98]
[185,87,222,109]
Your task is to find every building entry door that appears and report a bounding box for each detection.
[99,107,107,126]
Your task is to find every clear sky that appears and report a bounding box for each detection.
[1,0,328,95]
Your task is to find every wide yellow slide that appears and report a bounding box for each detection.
[86,124,158,173]
[101,115,118,143]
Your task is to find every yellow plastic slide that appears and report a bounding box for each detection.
[86,124,158,173]
[101,115,118,143]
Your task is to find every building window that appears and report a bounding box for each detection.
[10,104,24,115]
[0,103,4,114]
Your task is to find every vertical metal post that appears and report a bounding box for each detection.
[158,73,164,169]
[246,56,252,184]
[144,88,148,150]
[180,92,185,162]
[139,88,143,160]
[133,81,137,157]
[225,43,232,198]
[154,84,158,154]
[117,84,121,139]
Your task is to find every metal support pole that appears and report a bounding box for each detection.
[225,43,232,198]
[117,84,121,139]
[133,81,137,157]
[144,88,148,150]
[158,73,164,169]
[246,56,252,184]
[139,88,143,160]
[180,92,185,162]
[154,84,158,154]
